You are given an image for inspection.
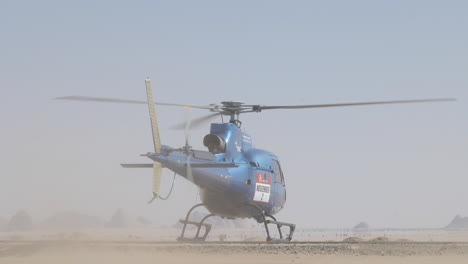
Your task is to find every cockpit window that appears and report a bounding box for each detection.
[273,160,284,183]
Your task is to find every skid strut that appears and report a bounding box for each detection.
[246,203,296,242]
[264,214,296,242]
[177,203,214,241]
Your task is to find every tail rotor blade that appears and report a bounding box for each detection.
[145,78,163,202]
[184,107,194,183]
[145,79,161,153]
[187,154,193,183]
[148,162,162,203]
[184,106,192,141]
[171,113,220,130]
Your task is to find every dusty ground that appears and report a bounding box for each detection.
[1,241,468,264]
[3,227,468,242]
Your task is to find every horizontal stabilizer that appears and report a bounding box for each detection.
[121,163,154,168]
[185,163,238,168]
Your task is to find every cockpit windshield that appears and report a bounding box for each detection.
[273,160,284,184]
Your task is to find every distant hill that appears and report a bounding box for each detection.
[41,211,103,230]
[7,210,33,231]
[137,216,152,225]
[0,217,7,231]
[353,222,370,230]
[446,215,468,229]
[106,209,140,228]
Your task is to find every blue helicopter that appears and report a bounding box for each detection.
[57,79,454,241]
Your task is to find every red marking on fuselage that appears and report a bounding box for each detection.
[255,172,271,184]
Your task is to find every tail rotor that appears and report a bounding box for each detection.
[184,107,194,183]
[144,78,162,203]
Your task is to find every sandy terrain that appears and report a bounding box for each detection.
[3,252,468,264]
[2,228,468,263]
[3,227,468,242]
[1,241,468,264]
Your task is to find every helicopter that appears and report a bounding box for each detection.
[57,79,455,241]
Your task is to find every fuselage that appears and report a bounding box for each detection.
[148,122,287,221]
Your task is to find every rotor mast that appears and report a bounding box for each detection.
[219,101,244,127]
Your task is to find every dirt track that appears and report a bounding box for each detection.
[2,240,468,263]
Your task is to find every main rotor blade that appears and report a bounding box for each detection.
[254,98,456,111]
[171,113,220,130]
[55,96,212,109]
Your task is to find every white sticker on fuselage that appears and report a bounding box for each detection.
[253,172,271,203]
[253,183,271,203]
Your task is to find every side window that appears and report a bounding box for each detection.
[273,160,284,183]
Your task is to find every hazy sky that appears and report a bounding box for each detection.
[1,0,467,228]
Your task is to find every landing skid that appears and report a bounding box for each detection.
[177,203,215,242]
[177,203,296,242]
[264,214,296,242]
[246,203,296,242]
